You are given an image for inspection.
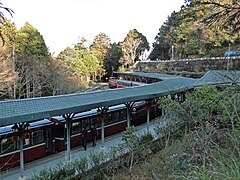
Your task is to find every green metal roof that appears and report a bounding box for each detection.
[194,70,240,87]
[114,72,179,81]
[0,76,196,126]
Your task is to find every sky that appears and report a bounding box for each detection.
[2,0,185,56]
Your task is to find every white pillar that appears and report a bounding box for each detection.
[127,106,130,128]
[147,105,150,131]
[19,125,24,179]
[66,119,71,162]
[125,102,132,128]
[101,118,104,145]
[63,114,74,163]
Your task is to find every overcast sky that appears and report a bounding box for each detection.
[2,0,185,56]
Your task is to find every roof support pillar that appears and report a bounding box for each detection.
[145,99,154,132]
[125,102,134,128]
[62,113,75,162]
[146,102,150,132]
[11,122,29,180]
[97,107,108,147]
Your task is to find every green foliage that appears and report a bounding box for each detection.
[149,12,181,60]
[0,2,14,46]
[104,42,122,77]
[194,0,240,34]
[72,156,88,176]
[159,86,221,132]
[88,150,105,169]
[179,145,240,179]
[30,162,75,180]
[155,85,240,179]
[15,22,51,64]
[57,42,99,79]
[0,18,16,47]
[90,33,111,78]
[0,19,17,99]
[122,126,138,146]
[91,33,111,61]
[120,29,149,68]
[150,0,240,60]
[220,85,240,129]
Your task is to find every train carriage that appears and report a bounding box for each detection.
[116,79,147,88]
[52,102,154,152]
[0,100,159,171]
[0,120,54,171]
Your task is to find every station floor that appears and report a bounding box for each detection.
[1,120,157,180]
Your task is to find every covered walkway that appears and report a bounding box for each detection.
[0,76,196,126]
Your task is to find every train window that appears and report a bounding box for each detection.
[54,125,64,138]
[1,137,16,154]
[93,118,101,128]
[82,118,92,131]
[113,111,120,123]
[72,122,81,135]
[16,138,30,149]
[119,110,127,121]
[105,114,113,125]
[31,130,44,145]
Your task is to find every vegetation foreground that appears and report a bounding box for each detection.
[29,85,240,180]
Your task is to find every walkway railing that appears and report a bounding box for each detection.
[140,56,240,63]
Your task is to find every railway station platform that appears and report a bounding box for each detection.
[1,120,157,180]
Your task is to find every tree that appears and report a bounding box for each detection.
[0,54,17,99]
[0,18,17,99]
[11,22,53,98]
[14,54,50,98]
[115,126,153,179]
[220,86,240,130]
[158,85,221,132]
[183,0,240,45]
[15,22,51,64]
[149,12,179,60]
[120,29,149,69]
[0,2,14,46]
[90,33,111,80]
[150,0,240,60]
[186,0,240,34]
[104,42,122,78]
[57,41,99,83]
[48,58,74,95]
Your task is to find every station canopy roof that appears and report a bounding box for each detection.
[194,70,240,87]
[114,72,179,81]
[0,76,196,127]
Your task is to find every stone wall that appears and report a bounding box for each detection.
[134,57,240,78]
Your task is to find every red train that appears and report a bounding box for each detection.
[0,101,160,171]
[116,79,147,88]
[108,77,147,89]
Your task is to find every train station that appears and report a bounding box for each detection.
[1,70,239,179]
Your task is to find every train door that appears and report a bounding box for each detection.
[45,127,53,153]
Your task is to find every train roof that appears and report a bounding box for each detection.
[117,79,148,86]
[0,119,52,135]
[114,72,179,81]
[0,73,196,127]
[50,104,130,123]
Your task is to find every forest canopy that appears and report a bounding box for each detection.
[149,0,240,60]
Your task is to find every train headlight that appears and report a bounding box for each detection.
[132,107,137,115]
